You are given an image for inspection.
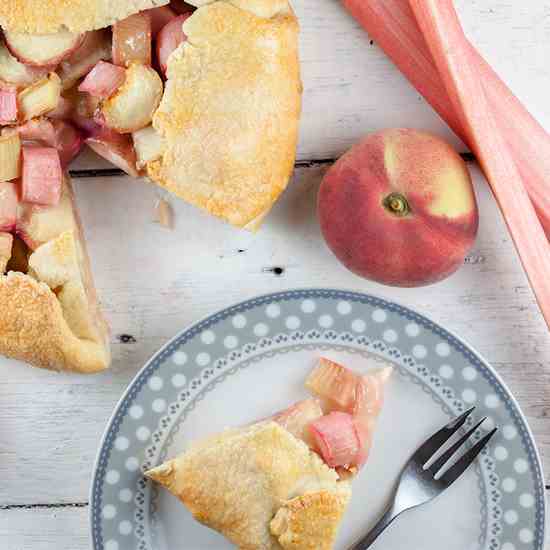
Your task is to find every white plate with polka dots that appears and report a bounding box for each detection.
[90,289,546,550]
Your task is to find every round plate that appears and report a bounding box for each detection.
[90,289,546,550]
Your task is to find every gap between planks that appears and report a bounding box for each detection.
[68,153,477,179]
[3,484,550,511]
[0,503,88,510]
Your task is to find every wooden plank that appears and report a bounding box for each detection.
[0,493,549,550]
[0,506,89,550]
[0,163,548,508]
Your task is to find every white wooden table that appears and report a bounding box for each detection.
[1,1,549,548]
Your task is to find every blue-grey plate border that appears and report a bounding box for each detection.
[89,288,546,550]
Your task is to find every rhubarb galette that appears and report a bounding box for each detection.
[0,0,301,372]
[146,358,392,549]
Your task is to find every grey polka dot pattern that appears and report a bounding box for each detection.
[90,290,545,550]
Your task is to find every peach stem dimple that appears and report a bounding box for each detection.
[383,192,410,216]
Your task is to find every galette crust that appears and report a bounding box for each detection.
[270,490,351,550]
[0,271,110,373]
[145,422,351,549]
[0,179,110,373]
[0,0,170,34]
[147,0,302,228]
[0,0,300,372]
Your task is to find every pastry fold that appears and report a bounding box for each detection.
[147,0,302,228]
[0,179,110,373]
[146,422,351,549]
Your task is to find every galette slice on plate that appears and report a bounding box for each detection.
[0,0,301,372]
[146,358,392,549]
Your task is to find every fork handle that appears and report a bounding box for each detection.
[348,505,399,550]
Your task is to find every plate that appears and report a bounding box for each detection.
[90,289,546,550]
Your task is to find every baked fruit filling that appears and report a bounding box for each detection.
[273,358,392,474]
[0,0,301,371]
[146,358,392,549]
[0,3,196,368]
[0,2,193,192]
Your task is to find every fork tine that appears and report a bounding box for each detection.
[439,428,498,487]
[414,407,475,465]
[428,417,486,476]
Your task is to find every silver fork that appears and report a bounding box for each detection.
[349,407,497,549]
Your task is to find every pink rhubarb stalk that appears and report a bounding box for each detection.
[341,0,550,239]
[408,0,550,330]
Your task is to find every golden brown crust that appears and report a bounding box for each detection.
[0,0,170,34]
[188,0,292,18]
[146,422,350,549]
[147,0,302,228]
[270,490,350,550]
[0,177,110,373]
[0,271,109,373]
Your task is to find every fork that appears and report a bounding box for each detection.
[349,407,497,549]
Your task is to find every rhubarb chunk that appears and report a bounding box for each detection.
[305,357,361,412]
[101,63,162,133]
[272,398,324,447]
[21,147,62,206]
[0,40,49,87]
[57,30,112,91]
[51,120,84,167]
[85,129,139,177]
[156,14,190,76]
[0,89,18,125]
[0,133,21,181]
[4,29,84,68]
[17,118,83,167]
[16,179,75,251]
[306,357,392,470]
[310,412,361,468]
[0,181,18,231]
[146,6,178,37]
[132,124,165,168]
[112,13,152,67]
[18,73,62,121]
[78,61,126,99]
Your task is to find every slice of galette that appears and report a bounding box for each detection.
[146,358,392,549]
[0,0,301,371]
[0,175,110,372]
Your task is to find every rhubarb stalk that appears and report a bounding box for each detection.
[341,0,550,238]
[407,0,550,329]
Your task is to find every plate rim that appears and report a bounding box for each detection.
[89,287,547,549]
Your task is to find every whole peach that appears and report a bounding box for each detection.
[318,129,478,287]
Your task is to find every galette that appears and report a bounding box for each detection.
[0,0,301,372]
[146,358,392,549]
